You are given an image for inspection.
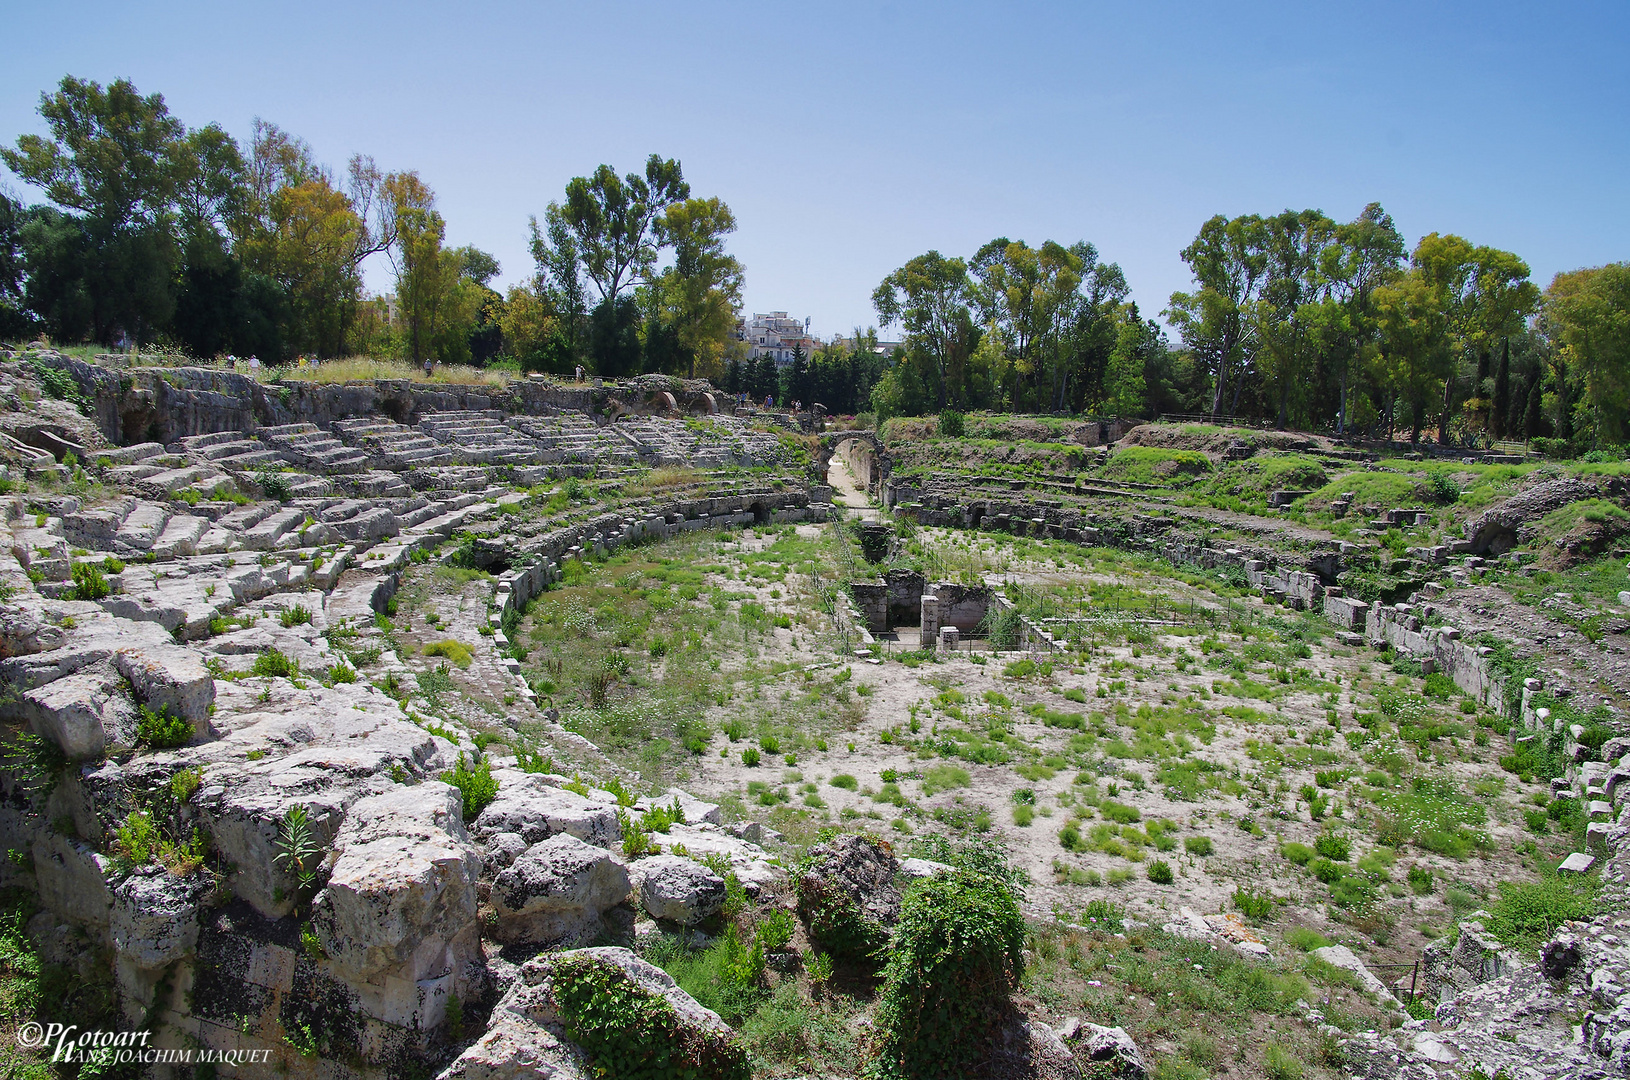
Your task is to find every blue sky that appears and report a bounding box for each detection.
[2,0,1625,341]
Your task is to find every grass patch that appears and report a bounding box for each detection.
[422,639,474,667]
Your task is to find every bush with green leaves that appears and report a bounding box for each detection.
[1486,874,1597,948]
[1314,833,1351,861]
[252,648,299,678]
[550,952,749,1080]
[871,870,1026,1079]
[440,754,499,821]
[69,560,110,601]
[137,703,193,749]
[256,468,293,502]
[1232,887,1274,920]
[273,806,324,892]
[1183,836,1214,856]
[1147,859,1174,884]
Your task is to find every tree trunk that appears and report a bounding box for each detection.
[1438,370,1454,445]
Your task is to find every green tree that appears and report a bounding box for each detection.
[646,196,743,378]
[1373,270,1451,444]
[1544,264,1630,446]
[555,155,688,304]
[0,192,29,338]
[528,210,589,366]
[1166,214,1270,417]
[3,75,189,344]
[1250,209,1336,429]
[873,250,976,410]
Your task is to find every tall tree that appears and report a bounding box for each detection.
[1317,203,1404,433]
[1544,263,1630,446]
[2,76,188,344]
[1166,214,1269,417]
[553,155,688,304]
[527,210,589,366]
[873,251,975,410]
[1250,209,1336,429]
[647,196,743,378]
[1373,271,1452,444]
[1490,341,1512,439]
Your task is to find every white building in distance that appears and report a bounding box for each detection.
[736,312,821,368]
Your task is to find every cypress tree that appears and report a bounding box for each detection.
[1523,375,1544,440]
[1491,341,1511,439]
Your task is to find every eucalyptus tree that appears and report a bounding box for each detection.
[1166,214,1270,418]
[873,250,976,410]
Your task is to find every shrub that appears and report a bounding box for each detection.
[871,870,1026,1079]
[137,704,193,749]
[755,909,795,951]
[1263,1043,1304,1080]
[440,754,499,820]
[1147,859,1174,885]
[829,774,858,790]
[1281,842,1317,866]
[1314,833,1351,861]
[937,409,965,437]
[983,607,1025,650]
[741,748,761,767]
[1100,800,1141,824]
[1427,472,1460,504]
[69,561,110,601]
[422,639,474,668]
[252,648,299,678]
[1407,865,1434,895]
[1329,875,1376,908]
[1183,836,1214,856]
[279,604,314,628]
[1284,927,1332,951]
[256,469,293,502]
[1308,857,1344,884]
[550,953,749,1080]
[1232,887,1274,920]
[1486,875,1597,948]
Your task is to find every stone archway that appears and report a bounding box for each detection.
[816,431,891,495]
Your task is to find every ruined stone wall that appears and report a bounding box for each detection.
[33,356,724,447]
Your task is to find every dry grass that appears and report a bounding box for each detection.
[624,466,708,496]
[263,357,516,387]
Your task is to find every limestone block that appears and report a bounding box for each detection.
[1311,944,1395,997]
[438,948,733,1080]
[631,854,725,924]
[32,831,113,930]
[313,781,482,982]
[110,867,206,969]
[115,643,215,730]
[489,833,631,945]
[473,775,620,848]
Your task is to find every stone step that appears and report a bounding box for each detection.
[257,422,321,438]
[114,503,171,549]
[241,508,309,550]
[180,431,249,452]
[99,442,166,465]
[135,466,214,497]
[215,448,284,470]
[151,514,210,558]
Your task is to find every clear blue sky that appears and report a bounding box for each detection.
[2,0,1626,341]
